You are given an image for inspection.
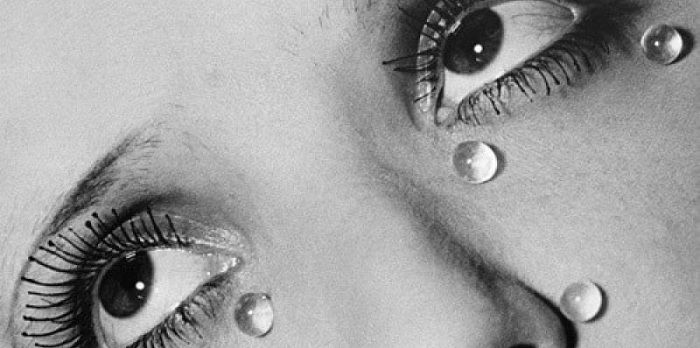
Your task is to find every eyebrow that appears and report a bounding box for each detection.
[42,130,161,238]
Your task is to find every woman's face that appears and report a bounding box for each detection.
[1,0,698,347]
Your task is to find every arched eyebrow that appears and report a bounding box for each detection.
[41,129,163,239]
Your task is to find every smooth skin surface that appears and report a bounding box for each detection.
[1,0,698,347]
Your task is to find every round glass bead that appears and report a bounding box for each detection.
[452,141,498,184]
[559,281,604,322]
[641,24,684,65]
[234,293,274,337]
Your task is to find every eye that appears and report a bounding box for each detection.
[17,209,251,348]
[384,0,614,128]
[95,248,239,346]
[440,1,574,109]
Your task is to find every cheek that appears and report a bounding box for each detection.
[416,44,700,344]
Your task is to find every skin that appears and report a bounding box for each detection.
[0,0,698,347]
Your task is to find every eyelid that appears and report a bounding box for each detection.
[163,212,254,262]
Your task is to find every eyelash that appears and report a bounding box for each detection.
[384,0,616,126]
[127,274,229,348]
[19,208,208,348]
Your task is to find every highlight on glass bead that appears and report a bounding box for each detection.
[234,293,274,337]
[452,141,499,184]
[559,280,604,323]
[640,24,684,65]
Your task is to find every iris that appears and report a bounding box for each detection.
[443,8,504,74]
[98,251,154,318]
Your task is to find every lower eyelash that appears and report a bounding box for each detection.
[128,273,232,348]
[456,29,611,125]
[19,208,192,348]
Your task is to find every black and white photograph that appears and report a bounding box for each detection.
[1,0,698,347]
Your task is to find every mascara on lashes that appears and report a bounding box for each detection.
[17,208,247,348]
[19,209,191,348]
[383,0,639,128]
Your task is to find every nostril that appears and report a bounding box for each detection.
[496,281,572,348]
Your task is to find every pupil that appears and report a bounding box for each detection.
[98,251,154,318]
[443,8,504,74]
